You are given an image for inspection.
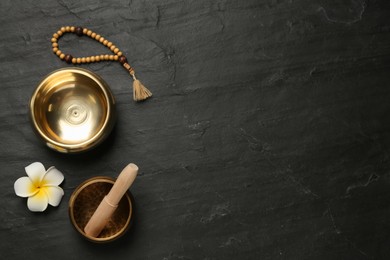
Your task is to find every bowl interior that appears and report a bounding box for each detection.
[69,178,132,242]
[31,69,111,147]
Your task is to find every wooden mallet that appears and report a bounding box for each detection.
[84,163,138,238]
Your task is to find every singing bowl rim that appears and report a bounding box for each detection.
[29,67,116,153]
[68,176,133,243]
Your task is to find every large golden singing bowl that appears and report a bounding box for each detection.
[30,68,116,153]
[69,177,134,243]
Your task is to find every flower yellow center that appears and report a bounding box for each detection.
[29,179,48,195]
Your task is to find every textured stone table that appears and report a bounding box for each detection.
[1,0,390,259]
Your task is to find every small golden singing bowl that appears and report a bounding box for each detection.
[69,177,134,243]
[30,68,116,153]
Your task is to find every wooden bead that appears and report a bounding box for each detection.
[77,58,81,63]
[91,56,95,62]
[81,57,86,63]
[95,34,101,41]
[75,27,83,36]
[99,37,105,43]
[56,50,62,56]
[104,54,109,60]
[57,30,63,36]
[107,42,112,48]
[123,63,132,71]
[117,51,122,56]
[83,28,88,34]
[53,33,59,39]
[91,32,96,38]
[86,57,91,63]
[110,45,116,51]
[87,30,92,36]
[52,42,58,47]
[100,54,105,60]
[114,55,119,61]
[51,38,57,43]
[113,48,119,54]
[103,40,108,46]
[72,58,77,64]
[65,26,71,32]
[119,56,127,64]
[61,27,66,32]
[53,47,58,53]
[70,26,75,32]
[64,54,73,64]
[108,55,114,60]
[95,56,100,62]
[60,53,65,59]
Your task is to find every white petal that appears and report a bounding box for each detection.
[25,162,46,185]
[14,177,38,197]
[42,166,64,186]
[43,186,64,207]
[27,189,48,212]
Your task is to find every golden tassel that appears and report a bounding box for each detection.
[128,68,152,101]
[133,79,152,101]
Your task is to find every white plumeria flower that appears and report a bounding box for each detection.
[14,162,64,212]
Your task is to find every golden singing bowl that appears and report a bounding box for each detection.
[30,68,116,153]
[69,177,134,243]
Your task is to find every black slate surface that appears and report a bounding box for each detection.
[1,0,390,259]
